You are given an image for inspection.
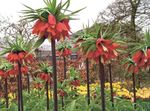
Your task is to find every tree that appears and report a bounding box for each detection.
[97,0,150,40]
[0,16,36,46]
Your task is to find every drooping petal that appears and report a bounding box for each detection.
[56,22,68,33]
[147,49,150,59]
[63,48,72,56]
[47,27,57,37]
[0,70,4,77]
[7,53,20,63]
[18,52,25,60]
[39,73,50,81]
[21,66,28,74]
[40,22,49,32]
[101,39,112,45]
[132,50,143,64]
[128,64,134,73]
[48,14,56,26]
[32,20,42,34]
[96,38,104,48]
[96,44,104,54]
[62,19,70,31]
[7,69,17,76]
[138,54,146,67]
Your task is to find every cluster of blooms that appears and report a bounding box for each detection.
[57,48,72,57]
[7,51,34,63]
[70,79,80,87]
[132,49,150,70]
[38,73,51,82]
[0,93,16,103]
[136,87,150,99]
[0,70,7,78]
[87,38,119,63]
[57,89,66,97]
[76,82,150,100]
[32,14,70,40]
[76,85,88,95]
[13,65,28,75]
[33,83,43,89]
[124,62,139,74]
[0,65,29,78]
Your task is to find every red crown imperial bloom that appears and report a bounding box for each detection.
[32,14,70,40]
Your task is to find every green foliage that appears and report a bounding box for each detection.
[74,23,122,41]
[129,30,150,55]
[31,37,46,53]
[1,87,150,111]
[22,0,85,22]
[39,62,52,74]
[56,39,72,51]
[0,35,35,56]
[74,24,126,58]
[80,38,97,55]
[0,60,13,71]
[68,67,80,80]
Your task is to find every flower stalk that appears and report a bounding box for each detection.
[63,57,67,79]
[46,80,49,110]
[4,77,8,109]
[85,59,90,105]
[99,57,106,111]
[51,39,58,111]
[17,61,24,111]
[132,73,136,109]
[108,63,114,107]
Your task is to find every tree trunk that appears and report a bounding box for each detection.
[129,0,141,40]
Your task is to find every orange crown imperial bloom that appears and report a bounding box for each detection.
[39,73,50,81]
[7,51,34,63]
[57,48,72,57]
[132,50,146,67]
[21,66,29,74]
[32,14,70,40]
[34,83,43,89]
[132,49,150,69]
[0,70,5,77]
[58,89,66,97]
[127,64,139,74]
[7,69,17,76]
[146,49,150,66]
[147,49,150,59]
[0,70,10,78]
[70,79,80,87]
[87,38,119,63]
[11,65,29,75]
[7,53,20,62]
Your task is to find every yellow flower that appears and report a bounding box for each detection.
[136,88,150,99]
[77,91,87,95]
[8,93,16,101]
[48,90,53,99]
